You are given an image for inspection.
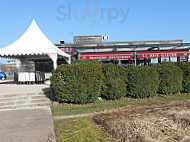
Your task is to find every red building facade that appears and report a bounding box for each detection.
[56,36,190,66]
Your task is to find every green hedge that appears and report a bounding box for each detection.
[50,60,103,104]
[51,59,188,104]
[154,63,183,94]
[101,63,126,100]
[176,62,190,93]
[127,66,160,98]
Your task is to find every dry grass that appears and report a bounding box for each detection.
[6,75,14,80]
[93,100,190,142]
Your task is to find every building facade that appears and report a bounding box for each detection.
[34,36,190,72]
[55,36,189,67]
[5,60,20,75]
[0,60,36,75]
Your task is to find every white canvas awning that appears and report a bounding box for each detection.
[0,19,71,70]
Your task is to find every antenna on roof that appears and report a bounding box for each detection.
[71,32,75,42]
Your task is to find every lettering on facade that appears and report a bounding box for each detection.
[81,55,132,60]
[141,53,179,58]
[81,51,189,60]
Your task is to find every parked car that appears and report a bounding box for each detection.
[0,72,6,80]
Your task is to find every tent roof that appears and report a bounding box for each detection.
[0,19,70,60]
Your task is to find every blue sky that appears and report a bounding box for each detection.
[0,0,190,63]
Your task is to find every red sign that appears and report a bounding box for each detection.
[80,52,133,60]
[137,50,189,59]
[60,48,72,55]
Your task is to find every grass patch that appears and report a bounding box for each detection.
[51,93,190,116]
[6,75,14,80]
[54,116,112,142]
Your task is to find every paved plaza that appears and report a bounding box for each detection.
[0,80,55,142]
[0,107,55,142]
[0,80,50,95]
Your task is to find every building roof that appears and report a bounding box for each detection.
[56,39,190,53]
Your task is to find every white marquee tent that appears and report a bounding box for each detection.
[0,19,71,71]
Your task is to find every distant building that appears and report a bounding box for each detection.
[56,36,190,66]
[6,60,20,75]
[0,63,6,72]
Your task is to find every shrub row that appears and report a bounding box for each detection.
[101,63,126,100]
[51,60,189,104]
[176,62,190,93]
[127,66,160,98]
[51,60,103,104]
[154,63,183,94]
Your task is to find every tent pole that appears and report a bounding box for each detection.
[48,53,58,69]
[53,59,57,69]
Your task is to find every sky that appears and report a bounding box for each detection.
[0,0,190,63]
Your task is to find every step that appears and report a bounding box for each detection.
[0,99,51,106]
[0,97,50,105]
[0,95,50,102]
[0,101,52,107]
[0,102,51,110]
[0,97,29,102]
[0,91,52,109]
[31,95,50,100]
[0,92,50,98]
[0,102,14,106]
[31,99,51,103]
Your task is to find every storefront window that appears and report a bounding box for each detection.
[170,57,177,62]
[161,57,169,62]
[118,59,133,65]
[150,58,158,66]
[137,58,145,66]
[180,57,188,62]
[99,60,115,64]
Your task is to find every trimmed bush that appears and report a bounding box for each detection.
[101,63,126,100]
[154,63,183,94]
[51,57,188,104]
[127,66,159,98]
[176,62,190,93]
[50,60,103,104]
[118,65,130,83]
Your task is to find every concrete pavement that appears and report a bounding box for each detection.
[0,80,50,96]
[0,107,56,142]
[0,80,52,109]
[0,80,56,142]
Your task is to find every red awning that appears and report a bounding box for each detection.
[60,48,72,55]
[137,50,189,59]
[80,52,133,60]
